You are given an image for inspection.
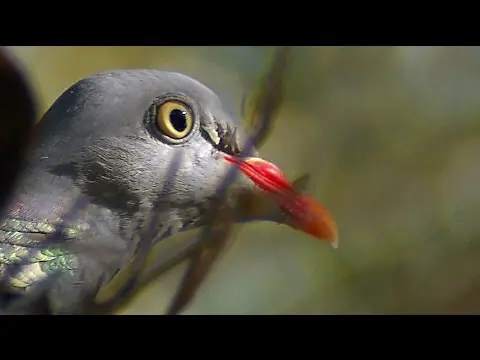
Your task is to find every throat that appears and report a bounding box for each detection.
[148,204,211,246]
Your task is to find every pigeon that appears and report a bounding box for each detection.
[0,68,337,314]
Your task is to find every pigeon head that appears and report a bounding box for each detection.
[29,70,337,246]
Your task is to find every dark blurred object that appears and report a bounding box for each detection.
[0,48,36,210]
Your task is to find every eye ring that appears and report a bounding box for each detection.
[156,100,193,140]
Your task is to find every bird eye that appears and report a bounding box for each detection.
[156,100,193,140]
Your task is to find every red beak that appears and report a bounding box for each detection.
[224,155,338,248]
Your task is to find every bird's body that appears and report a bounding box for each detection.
[0,68,337,314]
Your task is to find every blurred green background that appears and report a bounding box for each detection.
[8,46,480,314]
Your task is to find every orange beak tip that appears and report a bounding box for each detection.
[326,221,339,249]
[291,195,339,249]
[331,235,339,249]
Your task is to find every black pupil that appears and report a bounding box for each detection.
[169,109,188,132]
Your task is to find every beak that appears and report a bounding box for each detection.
[224,155,339,248]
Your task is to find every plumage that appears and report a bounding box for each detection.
[0,67,337,314]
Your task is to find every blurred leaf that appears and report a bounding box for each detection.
[242,47,291,148]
